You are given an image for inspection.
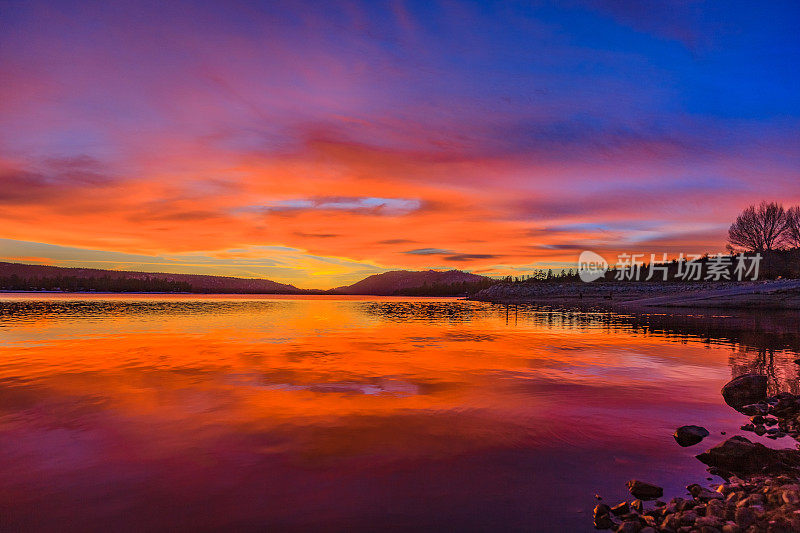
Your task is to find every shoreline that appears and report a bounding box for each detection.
[470,279,800,311]
[594,375,800,532]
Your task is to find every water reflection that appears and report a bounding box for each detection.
[0,294,798,532]
[494,304,800,394]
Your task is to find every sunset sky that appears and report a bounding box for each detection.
[2,0,799,288]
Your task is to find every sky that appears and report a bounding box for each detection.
[1,0,799,288]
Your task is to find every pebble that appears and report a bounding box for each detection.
[590,389,800,531]
[594,476,800,531]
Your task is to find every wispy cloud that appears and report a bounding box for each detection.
[403,248,453,255]
[252,197,422,215]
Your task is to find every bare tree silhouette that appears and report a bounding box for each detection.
[728,201,790,252]
[787,206,800,249]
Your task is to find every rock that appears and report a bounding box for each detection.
[590,460,800,531]
[736,493,764,507]
[721,374,768,411]
[660,514,680,530]
[706,499,726,517]
[674,425,711,447]
[639,514,657,527]
[593,503,614,529]
[593,513,614,529]
[740,403,769,416]
[687,484,724,501]
[708,466,725,477]
[594,503,611,516]
[616,520,641,533]
[695,515,723,528]
[782,490,800,504]
[734,507,756,527]
[677,499,696,511]
[679,510,698,526]
[776,399,798,411]
[626,480,664,500]
[610,502,630,516]
[695,436,800,477]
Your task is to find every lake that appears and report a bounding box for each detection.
[1,294,798,531]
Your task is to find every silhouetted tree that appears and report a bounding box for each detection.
[787,206,800,248]
[728,201,789,252]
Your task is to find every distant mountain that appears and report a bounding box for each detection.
[333,269,496,296]
[0,262,499,295]
[0,262,302,293]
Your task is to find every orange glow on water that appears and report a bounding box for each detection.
[1,295,796,529]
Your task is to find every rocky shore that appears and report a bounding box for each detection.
[472,280,800,310]
[592,373,800,532]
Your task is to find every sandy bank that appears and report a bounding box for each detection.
[471,279,800,310]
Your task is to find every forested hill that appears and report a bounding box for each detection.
[333,269,496,296]
[0,262,302,293]
[0,262,500,295]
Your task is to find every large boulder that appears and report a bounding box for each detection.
[673,425,709,447]
[592,504,614,530]
[626,480,663,500]
[695,435,800,477]
[721,374,768,410]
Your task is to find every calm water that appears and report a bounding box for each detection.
[1,294,799,532]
